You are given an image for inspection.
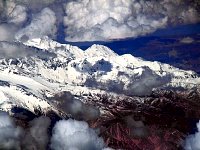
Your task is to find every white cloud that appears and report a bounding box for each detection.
[64,0,200,42]
[0,41,56,58]
[180,37,194,44]
[16,0,56,12]
[184,120,200,150]
[15,7,57,41]
[52,91,100,121]
[50,119,106,150]
[0,24,17,41]
[0,1,27,25]
[1,0,199,43]
[126,67,171,96]
[0,1,27,42]
[0,42,19,57]
[8,5,27,25]
[0,112,22,150]
[89,66,171,96]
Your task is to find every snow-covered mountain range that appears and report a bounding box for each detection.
[0,36,199,115]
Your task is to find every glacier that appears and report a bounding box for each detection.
[0,36,199,115]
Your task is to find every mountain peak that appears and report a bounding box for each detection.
[24,38,118,59]
[85,44,118,58]
[24,37,84,59]
[0,36,200,115]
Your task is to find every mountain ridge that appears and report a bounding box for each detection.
[0,37,199,115]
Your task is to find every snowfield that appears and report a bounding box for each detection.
[0,36,199,114]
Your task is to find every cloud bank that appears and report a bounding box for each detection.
[184,120,200,150]
[51,119,106,150]
[64,0,200,42]
[1,0,200,43]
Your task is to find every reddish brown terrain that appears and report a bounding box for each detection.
[11,89,200,150]
[87,90,200,149]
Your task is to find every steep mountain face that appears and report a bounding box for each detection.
[0,36,199,115]
[0,37,200,150]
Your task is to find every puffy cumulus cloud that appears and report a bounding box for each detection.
[50,119,106,150]
[21,116,51,150]
[15,7,57,41]
[64,0,200,42]
[0,0,63,43]
[0,0,62,59]
[51,91,100,121]
[1,0,199,43]
[184,120,200,150]
[0,111,22,150]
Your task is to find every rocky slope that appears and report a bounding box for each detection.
[0,36,199,115]
[0,37,200,149]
